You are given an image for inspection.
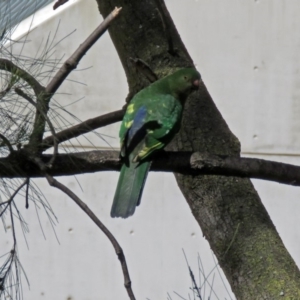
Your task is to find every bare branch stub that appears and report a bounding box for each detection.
[45,7,122,95]
[53,0,69,10]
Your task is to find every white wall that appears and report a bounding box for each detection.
[1,0,300,299]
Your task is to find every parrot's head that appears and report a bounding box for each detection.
[169,68,201,99]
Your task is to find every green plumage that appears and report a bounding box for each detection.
[111,68,201,218]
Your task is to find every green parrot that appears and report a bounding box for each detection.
[111,68,201,218]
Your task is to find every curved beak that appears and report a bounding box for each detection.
[192,78,201,89]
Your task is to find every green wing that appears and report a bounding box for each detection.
[120,93,182,161]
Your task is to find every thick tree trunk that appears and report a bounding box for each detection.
[96,0,300,298]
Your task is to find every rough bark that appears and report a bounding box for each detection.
[95,0,300,299]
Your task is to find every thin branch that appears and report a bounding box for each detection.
[0,133,14,154]
[0,180,28,214]
[9,202,17,247]
[44,173,136,300]
[0,59,45,96]
[0,58,47,152]
[25,178,30,209]
[26,7,122,153]
[1,151,300,187]
[45,7,122,95]
[29,152,135,298]
[40,109,124,151]
[0,179,28,298]
[15,88,58,166]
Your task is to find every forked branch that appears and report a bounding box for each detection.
[25,7,122,153]
[0,59,45,96]
[15,88,58,166]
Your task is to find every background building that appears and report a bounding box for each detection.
[1,0,300,299]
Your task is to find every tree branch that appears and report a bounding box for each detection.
[26,7,122,153]
[0,60,46,154]
[45,173,136,300]
[0,133,14,154]
[40,109,124,151]
[45,7,122,95]
[2,150,300,186]
[0,59,45,96]
[29,140,135,299]
[15,88,58,166]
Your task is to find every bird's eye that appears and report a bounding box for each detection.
[183,75,188,81]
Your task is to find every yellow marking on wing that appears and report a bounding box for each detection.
[125,120,133,128]
[138,142,162,158]
[127,104,134,114]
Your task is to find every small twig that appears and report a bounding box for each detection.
[0,180,27,298]
[40,108,124,152]
[0,59,45,96]
[0,75,19,99]
[0,180,28,216]
[0,200,11,208]
[9,180,28,202]
[0,60,46,154]
[0,59,47,154]
[0,133,14,154]
[2,204,18,296]
[190,267,202,300]
[45,7,122,95]
[182,250,202,300]
[44,173,136,300]
[25,178,30,209]
[9,202,17,247]
[15,88,58,167]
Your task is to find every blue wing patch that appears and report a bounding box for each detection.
[127,105,147,143]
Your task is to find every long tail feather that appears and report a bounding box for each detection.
[111,160,150,218]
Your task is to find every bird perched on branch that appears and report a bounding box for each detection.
[111,68,201,218]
